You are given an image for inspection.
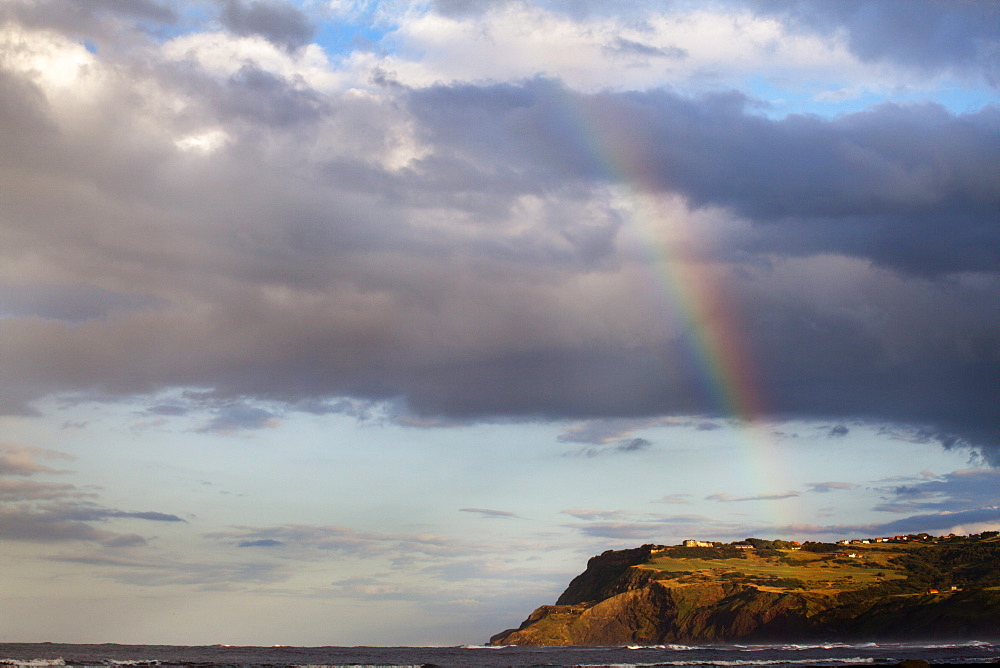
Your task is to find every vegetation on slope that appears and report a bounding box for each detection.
[491,533,1000,645]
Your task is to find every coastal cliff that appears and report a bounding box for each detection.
[490,534,1000,645]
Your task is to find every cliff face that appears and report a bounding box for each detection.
[492,580,830,645]
[490,540,1000,646]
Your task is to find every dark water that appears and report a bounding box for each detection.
[2,641,999,668]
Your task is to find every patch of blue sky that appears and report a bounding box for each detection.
[739,75,996,120]
[133,3,218,44]
[314,6,397,59]
[923,84,999,114]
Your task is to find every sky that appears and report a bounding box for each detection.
[0,0,999,648]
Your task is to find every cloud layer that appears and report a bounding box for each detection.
[0,0,997,463]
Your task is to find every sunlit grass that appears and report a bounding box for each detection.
[639,548,907,592]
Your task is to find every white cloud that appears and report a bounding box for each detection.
[161,32,343,91]
[0,24,99,93]
[175,128,231,154]
[370,3,891,96]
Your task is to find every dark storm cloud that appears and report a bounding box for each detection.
[747,0,1000,82]
[216,0,316,51]
[0,10,998,464]
[409,81,1000,276]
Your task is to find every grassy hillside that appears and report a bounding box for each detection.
[637,535,1000,596]
[491,533,1000,645]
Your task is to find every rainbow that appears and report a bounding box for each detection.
[551,85,793,526]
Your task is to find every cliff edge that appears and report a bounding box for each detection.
[490,534,1000,646]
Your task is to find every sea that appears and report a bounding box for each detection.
[2,641,999,668]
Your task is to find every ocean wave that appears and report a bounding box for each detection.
[0,661,67,667]
[909,640,995,649]
[630,659,877,666]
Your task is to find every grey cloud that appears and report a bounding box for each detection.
[0,444,73,476]
[71,0,177,23]
[616,437,652,452]
[0,0,178,54]
[828,425,850,438]
[459,507,521,519]
[216,0,316,51]
[565,435,654,457]
[48,552,289,587]
[707,491,802,502]
[874,507,1000,535]
[2,0,176,25]
[881,469,1000,513]
[410,81,1000,276]
[557,419,656,445]
[0,12,997,463]
[0,284,163,322]
[747,0,1000,83]
[207,524,458,557]
[0,506,148,546]
[238,538,284,547]
[569,521,666,540]
[431,0,515,17]
[0,479,92,501]
[212,64,328,126]
[566,510,711,540]
[145,404,189,416]
[104,510,186,522]
[434,0,684,21]
[4,502,185,527]
[197,404,279,433]
[654,494,694,505]
[605,37,687,60]
[328,575,417,601]
[805,481,856,493]
[1,445,185,545]
[562,508,629,520]
[435,0,999,82]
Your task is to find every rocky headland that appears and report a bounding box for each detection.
[491,533,1000,645]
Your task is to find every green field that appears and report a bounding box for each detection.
[640,547,907,592]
